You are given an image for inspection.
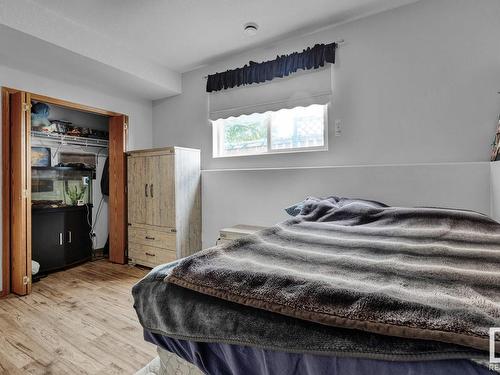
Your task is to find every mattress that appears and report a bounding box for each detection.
[144,330,495,375]
[134,347,203,375]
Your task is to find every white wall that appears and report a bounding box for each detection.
[202,162,491,247]
[0,64,153,292]
[152,0,500,246]
[153,0,500,170]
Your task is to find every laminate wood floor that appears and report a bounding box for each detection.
[0,260,156,374]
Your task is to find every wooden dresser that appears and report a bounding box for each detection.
[126,147,201,267]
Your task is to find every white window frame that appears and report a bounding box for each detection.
[212,104,329,158]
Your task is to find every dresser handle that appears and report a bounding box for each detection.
[59,233,63,245]
[145,236,155,240]
[150,184,154,198]
[145,252,155,257]
[67,231,72,244]
[145,184,148,197]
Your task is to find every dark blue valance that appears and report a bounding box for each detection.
[206,42,337,93]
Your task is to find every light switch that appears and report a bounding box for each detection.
[335,119,342,136]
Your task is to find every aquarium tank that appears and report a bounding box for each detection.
[31,167,93,207]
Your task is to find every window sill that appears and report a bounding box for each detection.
[212,146,328,159]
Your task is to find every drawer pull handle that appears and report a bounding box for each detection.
[145,252,155,257]
[145,184,149,197]
[145,236,155,240]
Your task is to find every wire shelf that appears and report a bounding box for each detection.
[31,131,109,148]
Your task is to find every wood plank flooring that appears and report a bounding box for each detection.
[0,260,156,374]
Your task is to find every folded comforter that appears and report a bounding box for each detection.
[167,197,500,352]
[133,261,487,362]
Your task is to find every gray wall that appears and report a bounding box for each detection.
[202,163,491,247]
[153,0,500,170]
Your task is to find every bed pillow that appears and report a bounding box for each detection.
[285,196,336,216]
[285,196,388,217]
[284,201,306,216]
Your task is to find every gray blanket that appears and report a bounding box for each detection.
[133,262,488,361]
[167,197,500,352]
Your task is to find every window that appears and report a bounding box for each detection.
[212,104,328,158]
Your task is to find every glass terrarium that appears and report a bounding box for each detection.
[31,167,94,207]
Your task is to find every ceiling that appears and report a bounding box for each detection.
[0,0,419,99]
[0,24,178,100]
[33,0,418,73]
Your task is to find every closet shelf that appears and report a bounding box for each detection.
[31,166,95,172]
[31,130,109,148]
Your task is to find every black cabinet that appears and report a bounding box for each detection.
[31,210,66,273]
[32,205,92,275]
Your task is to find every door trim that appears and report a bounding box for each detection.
[29,93,121,117]
[1,87,128,296]
[1,87,16,297]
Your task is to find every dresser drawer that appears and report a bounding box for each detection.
[128,227,176,250]
[128,243,177,266]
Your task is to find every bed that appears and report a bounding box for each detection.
[133,197,500,375]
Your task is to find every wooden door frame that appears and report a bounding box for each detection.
[1,87,129,296]
[1,87,15,297]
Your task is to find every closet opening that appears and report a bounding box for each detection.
[2,88,128,296]
[31,101,110,279]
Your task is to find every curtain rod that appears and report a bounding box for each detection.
[202,39,344,80]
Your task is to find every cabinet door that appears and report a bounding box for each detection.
[147,155,175,228]
[64,208,92,266]
[32,210,65,274]
[127,156,148,225]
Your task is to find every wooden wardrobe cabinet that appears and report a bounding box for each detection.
[127,147,201,267]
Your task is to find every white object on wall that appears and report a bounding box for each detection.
[334,119,342,137]
[491,161,500,222]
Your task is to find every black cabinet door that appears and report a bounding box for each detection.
[64,207,92,265]
[32,210,66,274]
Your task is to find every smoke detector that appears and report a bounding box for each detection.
[244,22,259,36]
